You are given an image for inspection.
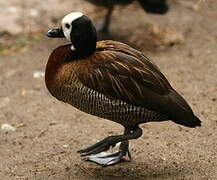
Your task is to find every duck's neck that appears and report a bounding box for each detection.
[72,38,96,59]
[71,17,97,59]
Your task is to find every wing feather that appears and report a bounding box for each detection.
[75,40,173,111]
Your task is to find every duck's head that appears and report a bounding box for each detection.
[47,12,97,58]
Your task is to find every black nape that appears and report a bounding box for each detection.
[70,15,97,59]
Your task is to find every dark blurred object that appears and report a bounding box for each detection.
[85,0,169,33]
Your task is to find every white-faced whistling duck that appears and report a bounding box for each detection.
[46,12,201,166]
[85,0,169,33]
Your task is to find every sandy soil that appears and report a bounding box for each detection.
[0,0,217,179]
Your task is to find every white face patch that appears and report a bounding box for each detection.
[61,12,83,41]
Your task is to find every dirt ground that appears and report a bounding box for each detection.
[0,0,217,179]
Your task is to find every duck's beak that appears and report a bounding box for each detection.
[46,27,65,38]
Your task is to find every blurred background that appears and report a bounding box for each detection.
[0,0,217,180]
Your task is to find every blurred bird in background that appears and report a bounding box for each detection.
[85,0,169,33]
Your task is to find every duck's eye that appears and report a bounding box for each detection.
[65,23,70,29]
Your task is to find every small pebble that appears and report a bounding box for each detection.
[33,71,45,79]
[63,144,69,148]
[30,9,39,17]
[161,157,166,161]
[8,6,19,13]
[1,123,16,132]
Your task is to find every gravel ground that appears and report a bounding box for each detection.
[0,0,217,179]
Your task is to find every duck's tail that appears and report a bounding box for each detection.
[167,90,201,128]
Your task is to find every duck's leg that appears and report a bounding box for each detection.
[78,127,142,166]
[99,5,114,33]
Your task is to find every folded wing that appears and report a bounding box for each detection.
[75,40,201,127]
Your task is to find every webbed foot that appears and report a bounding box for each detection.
[83,150,130,166]
[77,127,142,166]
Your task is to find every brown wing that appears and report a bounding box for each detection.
[96,40,163,73]
[74,40,173,113]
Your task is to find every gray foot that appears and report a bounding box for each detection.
[78,127,142,166]
[83,150,128,166]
